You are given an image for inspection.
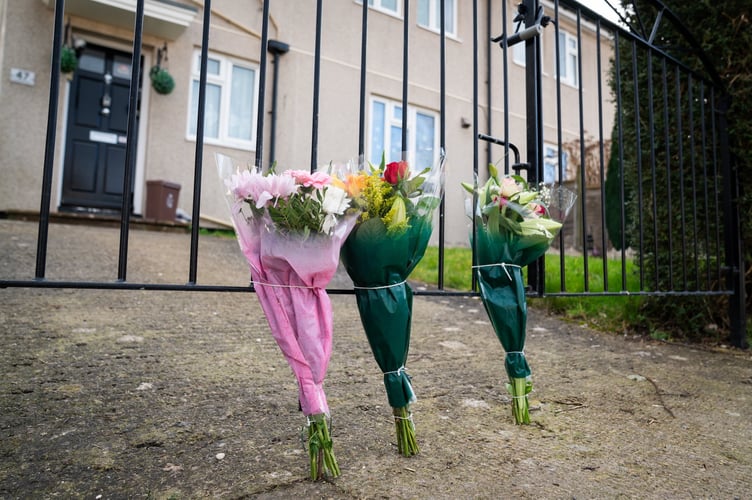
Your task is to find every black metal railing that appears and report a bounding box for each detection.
[1,0,745,346]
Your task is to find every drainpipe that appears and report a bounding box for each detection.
[267,39,289,167]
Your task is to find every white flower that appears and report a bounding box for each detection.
[321,214,338,235]
[321,186,349,215]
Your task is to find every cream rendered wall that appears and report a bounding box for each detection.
[541,10,615,148]
[141,1,266,223]
[252,1,484,247]
[0,0,54,213]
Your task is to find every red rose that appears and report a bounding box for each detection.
[383,160,409,185]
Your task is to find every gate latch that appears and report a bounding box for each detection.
[491,3,553,49]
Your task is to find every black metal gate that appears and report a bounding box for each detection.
[0,0,745,348]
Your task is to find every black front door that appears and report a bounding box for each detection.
[61,44,141,211]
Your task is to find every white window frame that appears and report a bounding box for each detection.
[555,30,579,88]
[510,22,546,69]
[368,96,440,169]
[417,0,457,37]
[186,49,260,151]
[512,21,527,66]
[355,0,402,17]
[543,142,571,183]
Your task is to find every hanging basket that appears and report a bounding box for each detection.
[60,46,77,74]
[150,66,175,95]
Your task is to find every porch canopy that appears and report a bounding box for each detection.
[42,0,198,40]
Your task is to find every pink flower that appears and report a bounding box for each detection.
[491,194,509,207]
[229,169,298,209]
[258,172,298,207]
[227,169,258,200]
[289,170,332,189]
[528,202,546,216]
[499,177,523,198]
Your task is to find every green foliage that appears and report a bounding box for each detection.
[608,0,751,343]
[410,246,473,291]
[60,46,77,73]
[637,295,725,343]
[149,66,175,95]
[267,188,323,237]
[198,227,235,238]
[540,254,645,334]
[410,247,644,335]
[604,129,630,250]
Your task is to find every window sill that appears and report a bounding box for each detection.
[354,2,403,21]
[417,24,460,42]
[186,136,255,153]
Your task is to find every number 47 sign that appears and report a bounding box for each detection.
[10,68,36,86]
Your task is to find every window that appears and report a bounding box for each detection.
[543,143,570,183]
[417,0,456,36]
[369,97,438,169]
[512,21,526,66]
[187,50,259,150]
[555,30,579,87]
[78,50,106,74]
[510,21,545,68]
[356,0,401,16]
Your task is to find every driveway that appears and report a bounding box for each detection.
[1,219,750,498]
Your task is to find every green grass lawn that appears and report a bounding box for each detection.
[411,246,645,333]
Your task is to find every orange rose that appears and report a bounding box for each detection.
[345,173,369,197]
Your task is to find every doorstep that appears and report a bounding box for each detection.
[0,209,192,233]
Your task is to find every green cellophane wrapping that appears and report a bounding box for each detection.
[340,216,432,455]
[474,215,555,425]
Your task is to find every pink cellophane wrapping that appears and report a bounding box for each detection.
[230,202,355,416]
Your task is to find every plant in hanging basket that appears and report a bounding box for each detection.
[150,66,175,95]
[60,46,77,73]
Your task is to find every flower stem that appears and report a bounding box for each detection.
[507,377,532,425]
[393,406,419,456]
[306,414,340,480]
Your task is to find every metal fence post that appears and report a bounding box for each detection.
[718,93,748,349]
[523,0,544,295]
[35,0,66,280]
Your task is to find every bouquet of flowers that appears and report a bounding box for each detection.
[217,153,359,479]
[462,164,576,424]
[340,152,445,456]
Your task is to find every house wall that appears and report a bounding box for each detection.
[0,0,55,213]
[142,1,265,222]
[0,0,614,250]
[259,0,482,246]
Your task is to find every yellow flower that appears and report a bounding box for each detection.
[360,175,392,220]
[383,196,409,234]
[329,175,346,191]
